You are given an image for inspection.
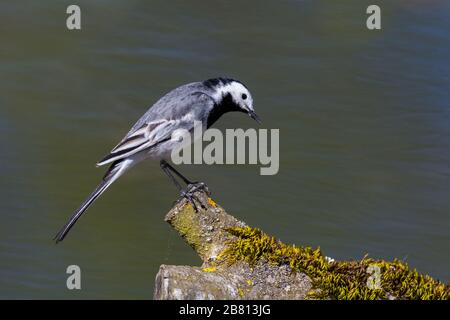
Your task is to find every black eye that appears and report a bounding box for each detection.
[241,93,247,100]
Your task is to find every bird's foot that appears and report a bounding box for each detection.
[179,189,207,212]
[186,181,210,196]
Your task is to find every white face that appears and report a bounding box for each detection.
[227,81,254,113]
[211,80,260,123]
[227,81,260,123]
[212,81,253,111]
[212,80,260,123]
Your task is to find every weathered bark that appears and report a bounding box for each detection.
[153,190,449,300]
[153,191,312,300]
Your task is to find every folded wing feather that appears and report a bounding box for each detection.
[96,120,167,166]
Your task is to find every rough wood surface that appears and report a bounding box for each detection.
[154,191,449,300]
[153,191,312,300]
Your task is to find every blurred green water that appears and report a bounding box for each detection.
[0,0,449,298]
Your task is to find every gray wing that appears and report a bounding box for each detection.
[127,82,211,134]
[96,89,214,166]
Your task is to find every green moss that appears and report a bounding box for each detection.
[220,226,449,300]
[172,203,206,256]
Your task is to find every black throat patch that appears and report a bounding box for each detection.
[206,92,243,128]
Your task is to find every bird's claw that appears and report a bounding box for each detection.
[187,181,210,196]
[179,189,207,212]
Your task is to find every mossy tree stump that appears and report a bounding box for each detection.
[153,191,449,300]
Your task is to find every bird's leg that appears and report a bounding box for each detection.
[160,160,207,211]
[160,161,184,191]
[159,160,209,193]
[160,160,192,185]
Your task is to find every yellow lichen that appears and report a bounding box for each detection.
[207,197,218,208]
[220,226,450,300]
[202,267,217,273]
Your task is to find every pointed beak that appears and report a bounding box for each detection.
[248,109,261,124]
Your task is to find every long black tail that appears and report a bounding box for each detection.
[54,160,130,243]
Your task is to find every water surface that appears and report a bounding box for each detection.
[1,0,449,298]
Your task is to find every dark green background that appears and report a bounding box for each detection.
[1,1,449,298]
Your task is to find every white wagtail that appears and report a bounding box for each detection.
[54,77,260,242]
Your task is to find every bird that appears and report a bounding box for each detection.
[54,77,260,243]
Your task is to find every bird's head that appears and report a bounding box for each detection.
[206,78,261,124]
